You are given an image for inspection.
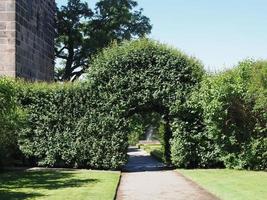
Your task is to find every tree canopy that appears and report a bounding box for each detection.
[55,0,152,81]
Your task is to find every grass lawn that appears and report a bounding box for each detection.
[139,143,161,152]
[139,143,164,162]
[0,169,120,200]
[178,169,267,200]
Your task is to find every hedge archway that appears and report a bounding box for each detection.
[18,39,204,169]
[82,39,204,166]
[13,40,266,170]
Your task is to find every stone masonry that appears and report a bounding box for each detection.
[0,0,56,81]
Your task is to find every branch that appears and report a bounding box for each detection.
[71,61,88,71]
[55,46,68,56]
[56,54,68,59]
[71,69,86,82]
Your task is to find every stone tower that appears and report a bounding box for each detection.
[0,0,56,81]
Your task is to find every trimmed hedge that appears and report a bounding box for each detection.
[18,82,127,169]
[85,39,204,163]
[17,39,204,168]
[0,78,25,166]
[1,39,266,170]
[201,60,266,170]
[170,90,221,168]
[171,60,267,170]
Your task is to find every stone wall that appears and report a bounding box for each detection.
[0,0,55,81]
[16,0,56,81]
[0,0,16,77]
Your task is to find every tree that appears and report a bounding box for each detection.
[55,0,93,81]
[55,0,152,81]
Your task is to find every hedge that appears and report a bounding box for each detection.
[84,39,204,164]
[171,60,266,170]
[1,39,266,170]
[0,78,25,166]
[170,89,222,168]
[17,82,127,169]
[16,39,204,168]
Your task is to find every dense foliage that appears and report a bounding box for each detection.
[170,90,220,168]
[171,60,267,170]
[85,39,204,163]
[56,0,152,81]
[128,112,163,146]
[17,82,127,169]
[16,39,204,168]
[1,40,266,170]
[0,78,25,166]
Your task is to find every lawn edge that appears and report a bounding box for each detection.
[175,170,221,200]
[113,171,122,200]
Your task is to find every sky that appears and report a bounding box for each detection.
[56,0,267,71]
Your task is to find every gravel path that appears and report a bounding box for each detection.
[116,147,219,200]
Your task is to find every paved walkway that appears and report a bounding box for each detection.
[116,147,219,200]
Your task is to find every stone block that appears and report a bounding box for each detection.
[5,1,15,11]
[0,13,15,21]
[6,22,15,30]
[0,22,6,30]
[0,52,15,65]
[0,31,15,38]
[0,70,15,77]
[0,2,5,12]
[0,64,4,70]
[0,38,8,44]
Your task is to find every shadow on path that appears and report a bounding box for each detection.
[122,147,167,172]
[116,147,219,200]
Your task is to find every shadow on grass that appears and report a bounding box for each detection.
[0,170,98,199]
[0,190,44,200]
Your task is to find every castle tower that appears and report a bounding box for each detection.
[0,0,56,81]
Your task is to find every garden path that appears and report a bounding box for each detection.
[116,147,219,200]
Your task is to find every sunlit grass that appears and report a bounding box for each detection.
[0,169,120,200]
[178,169,267,200]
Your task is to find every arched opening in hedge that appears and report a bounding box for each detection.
[84,39,204,165]
[126,103,172,162]
[15,41,266,170]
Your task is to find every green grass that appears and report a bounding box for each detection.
[0,169,120,200]
[139,143,164,162]
[178,169,267,200]
[139,143,162,153]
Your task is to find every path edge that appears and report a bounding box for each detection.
[175,170,221,200]
[113,171,122,200]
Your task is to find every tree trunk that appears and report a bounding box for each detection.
[62,43,74,81]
